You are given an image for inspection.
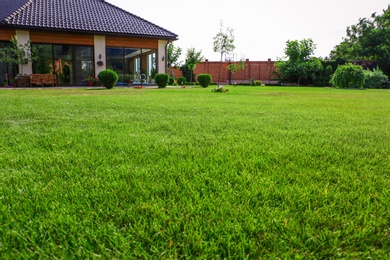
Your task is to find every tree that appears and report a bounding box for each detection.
[185,47,204,83]
[213,21,235,86]
[330,6,390,75]
[275,39,323,85]
[226,57,246,84]
[167,42,182,68]
[0,36,37,75]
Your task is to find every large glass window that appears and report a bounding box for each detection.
[31,44,94,86]
[54,45,73,85]
[106,47,157,85]
[0,42,6,86]
[0,41,17,86]
[74,46,93,85]
[33,44,53,74]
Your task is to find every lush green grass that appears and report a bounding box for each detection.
[1,86,389,258]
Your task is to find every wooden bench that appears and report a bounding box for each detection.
[30,74,56,87]
[41,74,56,87]
[30,74,41,87]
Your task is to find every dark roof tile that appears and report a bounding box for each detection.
[0,0,177,39]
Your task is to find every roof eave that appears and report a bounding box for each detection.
[0,24,178,41]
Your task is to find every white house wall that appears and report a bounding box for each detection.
[15,30,32,75]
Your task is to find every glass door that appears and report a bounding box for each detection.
[54,45,72,85]
[74,46,93,85]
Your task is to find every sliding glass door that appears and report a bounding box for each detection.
[32,44,94,86]
[106,47,157,85]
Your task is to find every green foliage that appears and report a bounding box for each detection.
[167,42,182,68]
[364,67,388,88]
[180,65,195,83]
[330,63,365,89]
[0,36,39,74]
[154,73,169,88]
[168,76,175,85]
[177,76,186,85]
[98,69,118,89]
[197,74,212,88]
[275,39,323,84]
[213,21,235,84]
[255,80,264,86]
[331,6,390,76]
[185,47,204,82]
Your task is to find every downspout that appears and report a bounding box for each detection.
[164,40,170,75]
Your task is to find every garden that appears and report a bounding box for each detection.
[0,86,389,258]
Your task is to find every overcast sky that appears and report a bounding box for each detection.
[106,0,389,62]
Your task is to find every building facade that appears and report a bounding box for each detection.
[0,0,178,86]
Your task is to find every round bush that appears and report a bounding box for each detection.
[98,69,118,89]
[154,73,169,88]
[330,63,365,89]
[177,76,186,85]
[168,76,175,85]
[255,80,263,86]
[364,67,388,89]
[197,74,212,88]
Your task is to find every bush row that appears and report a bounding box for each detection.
[330,63,388,89]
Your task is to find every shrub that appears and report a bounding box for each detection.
[98,69,118,89]
[330,63,365,89]
[168,76,175,85]
[177,76,186,85]
[154,73,169,88]
[197,74,212,88]
[364,67,388,89]
[255,80,265,86]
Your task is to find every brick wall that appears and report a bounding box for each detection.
[168,59,276,84]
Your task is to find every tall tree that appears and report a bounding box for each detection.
[213,21,235,86]
[275,39,323,85]
[167,42,182,68]
[331,6,390,75]
[185,47,204,83]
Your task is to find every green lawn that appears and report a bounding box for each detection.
[1,86,389,258]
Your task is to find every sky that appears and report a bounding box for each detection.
[106,0,389,62]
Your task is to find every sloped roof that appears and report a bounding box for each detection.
[0,0,178,39]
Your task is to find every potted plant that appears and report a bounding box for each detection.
[86,75,95,86]
[125,74,134,85]
[15,74,30,87]
[0,36,38,87]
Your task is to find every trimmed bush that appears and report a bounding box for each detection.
[364,67,388,89]
[168,76,175,85]
[177,76,186,85]
[197,74,212,88]
[330,63,365,89]
[154,73,169,88]
[98,69,118,89]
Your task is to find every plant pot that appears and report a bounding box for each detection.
[88,81,93,86]
[16,75,30,87]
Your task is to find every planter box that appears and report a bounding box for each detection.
[16,75,30,87]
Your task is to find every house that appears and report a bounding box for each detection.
[0,0,178,86]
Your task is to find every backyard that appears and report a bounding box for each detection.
[0,86,389,258]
